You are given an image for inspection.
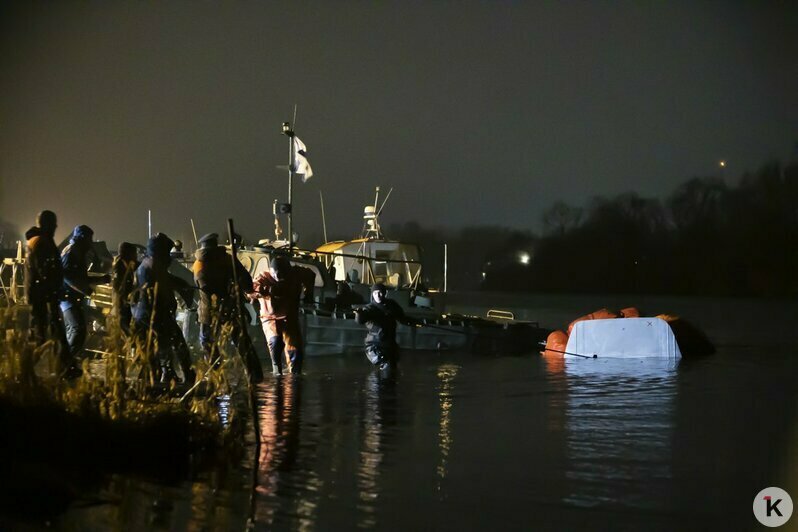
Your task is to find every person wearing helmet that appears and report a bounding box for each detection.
[251,255,315,376]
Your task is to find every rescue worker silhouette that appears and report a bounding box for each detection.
[60,225,110,374]
[132,233,195,385]
[192,232,263,383]
[24,210,70,376]
[355,283,416,372]
[111,241,139,336]
[334,279,364,310]
[251,255,315,376]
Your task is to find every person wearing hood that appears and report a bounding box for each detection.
[132,232,195,385]
[59,224,110,373]
[192,232,263,383]
[111,242,139,336]
[251,255,315,376]
[24,210,70,373]
[355,283,417,372]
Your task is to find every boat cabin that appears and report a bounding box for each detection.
[315,239,423,289]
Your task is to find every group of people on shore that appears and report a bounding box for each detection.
[23,210,410,384]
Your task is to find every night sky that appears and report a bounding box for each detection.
[1,1,795,250]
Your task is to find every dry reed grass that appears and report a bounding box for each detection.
[0,304,251,451]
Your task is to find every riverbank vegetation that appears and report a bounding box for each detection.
[0,307,251,522]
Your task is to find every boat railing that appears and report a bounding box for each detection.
[487,309,515,320]
[0,257,26,305]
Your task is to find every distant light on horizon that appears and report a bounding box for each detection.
[518,251,531,265]
[719,160,726,168]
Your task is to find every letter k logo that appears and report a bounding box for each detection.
[765,496,784,517]
[754,487,793,527]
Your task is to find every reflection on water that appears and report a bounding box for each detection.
[436,364,459,488]
[35,296,798,530]
[357,371,389,529]
[563,359,678,509]
[253,376,322,530]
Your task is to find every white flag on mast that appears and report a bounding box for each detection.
[293,136,314,182]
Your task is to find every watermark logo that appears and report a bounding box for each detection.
[753,487,793,527]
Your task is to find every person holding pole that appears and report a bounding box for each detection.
[192,231,263,383]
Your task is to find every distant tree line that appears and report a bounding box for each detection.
[386,159,798,297]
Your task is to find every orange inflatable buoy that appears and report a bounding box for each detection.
[567,308,618,335]
[542,330,568,357]
[541,330,568,374]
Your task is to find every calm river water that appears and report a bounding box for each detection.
[49,294,798,530]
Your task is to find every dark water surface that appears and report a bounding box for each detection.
[52,295,798,530]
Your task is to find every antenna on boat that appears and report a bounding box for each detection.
[361,186,391,240]
[282,120,295,252]
[376,187,393,218]
[319,190,328,244]
[148,210,152,238]
[190,218,199,249]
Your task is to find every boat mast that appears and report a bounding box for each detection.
[282,121,295,252]
[272,200,283,241]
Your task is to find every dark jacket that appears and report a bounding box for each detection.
[25,229,63,305]
[133,234,194,326]
[111,256,139,313]
[60,242,95,312]
[355,295,411,347]
[132,256,192,325]
[192,246,252,325]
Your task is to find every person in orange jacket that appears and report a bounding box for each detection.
[251,255,315,376]
[193,232,263,383]
[24,210,70,375]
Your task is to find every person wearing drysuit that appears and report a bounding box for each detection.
[354,283,416,372]
[132,233,195,385]
[192,232,263,384]
[251,256,315,376]
[24,210,70,375]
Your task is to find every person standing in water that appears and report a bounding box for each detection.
[251,256,315,376]
[354,283,416,372]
